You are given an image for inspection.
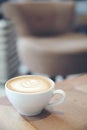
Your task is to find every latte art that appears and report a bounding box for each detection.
[6,76,51,93]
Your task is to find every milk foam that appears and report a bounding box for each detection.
[7,76,51,93]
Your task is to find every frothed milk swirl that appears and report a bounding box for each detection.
[6,76,51,93]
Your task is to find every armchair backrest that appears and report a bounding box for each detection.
[3,2,75,36]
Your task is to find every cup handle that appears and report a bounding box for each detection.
[46,89,66,109]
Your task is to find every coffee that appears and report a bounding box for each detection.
[6,75,51,93]
[5,75,66,116]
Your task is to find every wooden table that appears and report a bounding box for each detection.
[0,74,87,130]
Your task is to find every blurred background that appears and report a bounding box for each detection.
[0,0,87,93]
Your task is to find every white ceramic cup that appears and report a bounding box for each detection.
[5,75,66,116]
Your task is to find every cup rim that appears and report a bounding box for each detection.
[5,75,55,95]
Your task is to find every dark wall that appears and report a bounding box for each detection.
[0,0,8,4]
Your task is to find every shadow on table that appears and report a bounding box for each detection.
[22,109,64,121]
